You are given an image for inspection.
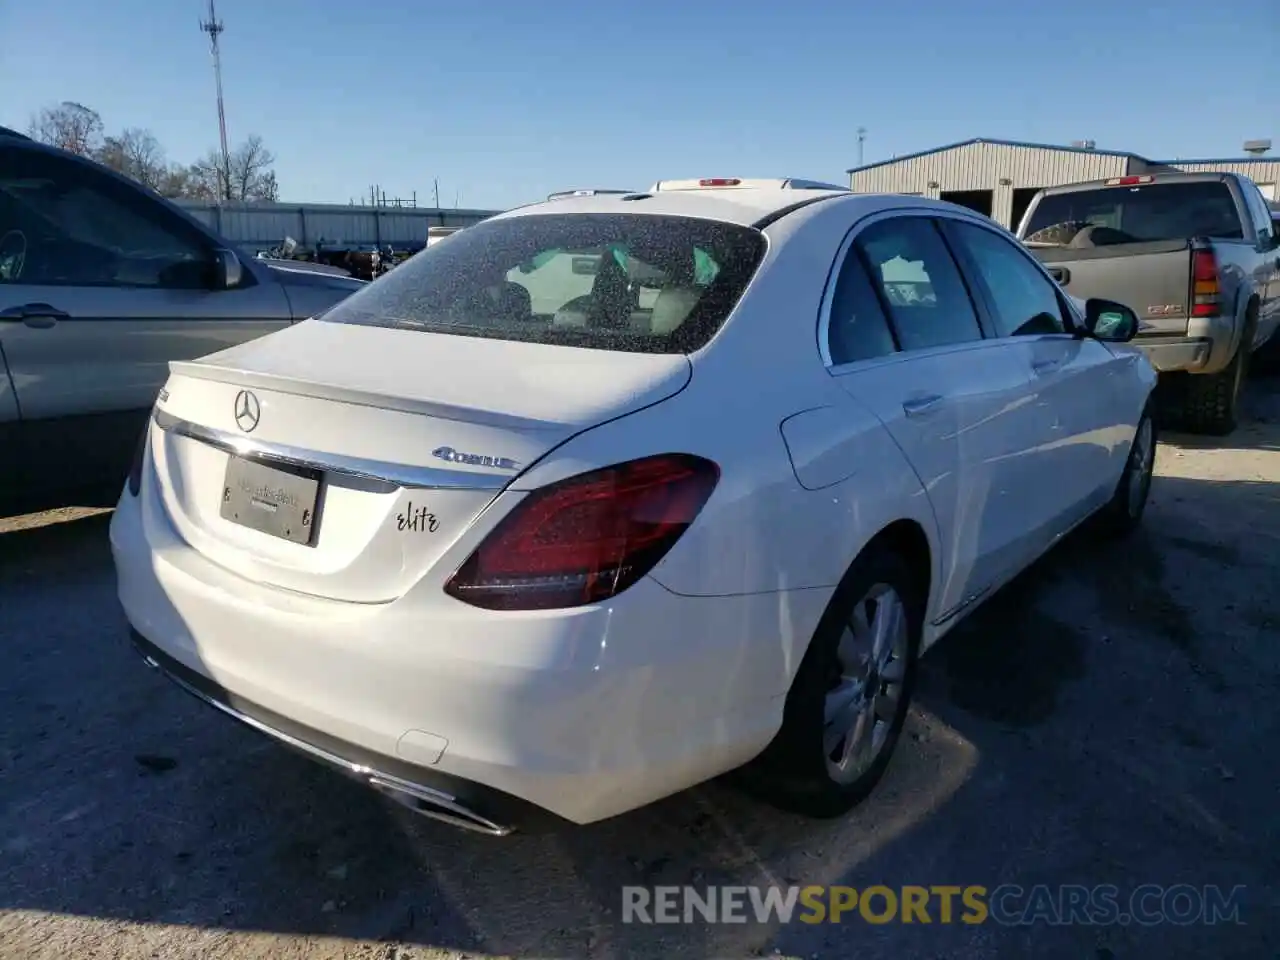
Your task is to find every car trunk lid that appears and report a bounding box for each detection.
[148,319,692,603]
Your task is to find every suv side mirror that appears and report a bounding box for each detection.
[212,248,243,290]
[1084,298,1138,342]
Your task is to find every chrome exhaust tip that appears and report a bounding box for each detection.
[367,775,515,836]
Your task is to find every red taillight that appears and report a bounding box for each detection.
[444,454,719,611]
[1191,249,1220,317]
[698,178,742,187]
[1105,175,1154,186]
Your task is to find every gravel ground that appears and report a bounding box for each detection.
[1,377,1278,960]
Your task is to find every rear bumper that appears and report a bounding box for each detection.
[128,627,555,835]
[1135,313,1241,375]
[1133,337,1212,373]
[110,483,820,828]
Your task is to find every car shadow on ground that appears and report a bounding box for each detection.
[1,431,1277,958]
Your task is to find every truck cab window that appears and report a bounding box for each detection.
[1023,181,1244,246]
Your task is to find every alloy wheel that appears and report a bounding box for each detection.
[1128,416,1155,518]
[823,583,909,785]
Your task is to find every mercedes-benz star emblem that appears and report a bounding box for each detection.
[233,390,261,433]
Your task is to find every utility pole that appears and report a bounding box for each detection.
[856,127,867,168]
[433,178,440,208]
[200,0,232,202]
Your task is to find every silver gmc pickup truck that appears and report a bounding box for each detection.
[1017,172,1279,435]
[0,128,365,513]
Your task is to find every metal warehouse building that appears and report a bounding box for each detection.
[174,200,501,251]
[847,137,1280,230]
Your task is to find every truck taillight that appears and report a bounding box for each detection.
[1191,249,1221,318]
[444,454,719,611]
[698,178,742,187]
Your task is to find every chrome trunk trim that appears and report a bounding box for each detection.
[152,409,508,491]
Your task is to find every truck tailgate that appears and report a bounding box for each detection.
[1028,240,1192,337]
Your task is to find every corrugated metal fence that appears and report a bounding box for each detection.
[176,201,502,249]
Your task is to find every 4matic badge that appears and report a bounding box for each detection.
[431,446,519,471]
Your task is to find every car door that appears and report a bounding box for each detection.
[941,215,1131,536]
[0,142,292,494]
[821,211,1041,625]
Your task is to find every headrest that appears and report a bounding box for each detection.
[649,285,702,335]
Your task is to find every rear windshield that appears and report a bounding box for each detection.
[319,213,767,354]
[1021,181,1243,246]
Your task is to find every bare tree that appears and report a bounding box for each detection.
[228,135,278,202]
[23,101,281,203]
[27,101,104,156]
[251,169,280,203]
[188,136,278,202]
[156,164,200,200]
[186,152,228,201]
[97,128,168,190]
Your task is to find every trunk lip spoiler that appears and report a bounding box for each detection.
[152,408,509,491]
[167,359,575,433]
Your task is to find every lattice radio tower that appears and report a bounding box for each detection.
[200,0,232,201]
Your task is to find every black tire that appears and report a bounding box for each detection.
[1096,401,1157,538]
[744,544,923,818]
[1181,310,1255,436]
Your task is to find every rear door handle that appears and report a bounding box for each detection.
[0,303,70,328]
[1047,266,1070,285]
[902,394,944,418]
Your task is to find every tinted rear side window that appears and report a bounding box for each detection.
[855,217,984,351]
[320,213,767,354]
[1022,181,1243,246]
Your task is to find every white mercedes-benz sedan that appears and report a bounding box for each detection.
[111,177,1157,835]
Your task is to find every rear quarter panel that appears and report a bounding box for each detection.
[509,367,938,702]
[510,198,943,682]
[1195,242,1264,369]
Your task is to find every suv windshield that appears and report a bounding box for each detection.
[319,213,767,354]
[1022,181,1243,246]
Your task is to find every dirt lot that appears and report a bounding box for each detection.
[1,378,1278,960]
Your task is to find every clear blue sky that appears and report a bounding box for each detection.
[2,0,1276,210]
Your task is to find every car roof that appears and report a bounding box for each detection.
[491,187,860,227]
[490,189,976,230]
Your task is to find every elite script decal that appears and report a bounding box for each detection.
[397,502,439,533]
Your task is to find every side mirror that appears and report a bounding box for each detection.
[1084,298,1138,343]
[212,248,243,290]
